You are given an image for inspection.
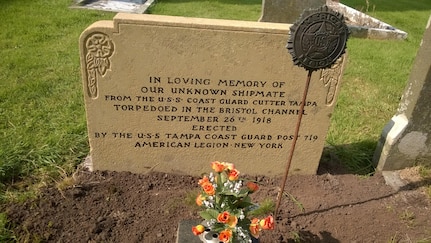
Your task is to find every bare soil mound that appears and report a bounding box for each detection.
[4,164,431,242]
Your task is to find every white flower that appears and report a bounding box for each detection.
[206,219,216,227]
[235,226,251,242]
[203,200,214,208]
[239,210,245,220]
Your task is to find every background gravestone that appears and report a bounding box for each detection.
[259,0,407,40]
[80,13,346,176]
[259,0,326,24]
[374,15,431,171]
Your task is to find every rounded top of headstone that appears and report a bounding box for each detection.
[287,5,349,72]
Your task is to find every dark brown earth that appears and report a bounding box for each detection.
[4,161,431,243]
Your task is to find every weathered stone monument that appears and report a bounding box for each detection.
[72,0,153,14]
[374,16,431,171]
[259,0,326,24]
[259,0,407,40]
[80,13,346,176]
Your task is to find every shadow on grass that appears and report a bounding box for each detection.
[317,140,377,175]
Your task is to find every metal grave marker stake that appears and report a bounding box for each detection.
[275,5,349,215]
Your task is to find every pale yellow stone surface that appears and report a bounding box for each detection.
[80,13,346,176]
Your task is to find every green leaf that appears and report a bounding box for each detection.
[248,198,276,217]
[239,188,250,195]
[219,172,227,185]
[219,191,237,196]
[211,223,226,232]
[199,209,220,220]
[236,201,254,209]
[283,192,305,212]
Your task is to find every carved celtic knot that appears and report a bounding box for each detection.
[84,33,114,99]
[320,55,344,105]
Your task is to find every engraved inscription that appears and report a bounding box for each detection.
[95,76,322,150]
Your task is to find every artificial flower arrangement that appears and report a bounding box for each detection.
[192,161,275,243]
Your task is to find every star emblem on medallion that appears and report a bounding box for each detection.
[287,5,349,72]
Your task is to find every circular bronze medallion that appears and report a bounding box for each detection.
[287,5,349,71]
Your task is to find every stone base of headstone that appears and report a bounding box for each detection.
[382,170,408,191]
[176,220,201,243]
[81,155,94,172]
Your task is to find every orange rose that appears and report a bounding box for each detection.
[195,194,205,206]
[259,215,274,230]
[201,182,215,196]
[222,162,235,171]
[217,211,231,223]
[227,215,238,228]
[198,175,209,186]
[218,229,232,242]
[246,181,259,193]
[249,218,260,238]
[228,169,240,181]
[192,225,205,235]
[211,161,225,172]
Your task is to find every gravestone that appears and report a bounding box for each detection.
[374,15,431,171]
[259,0,407,40]
[80,13,346,176]
[72,0,154,14]
[259,0,326,24]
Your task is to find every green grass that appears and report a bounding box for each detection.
[0,212,14,241]
[147,0,262,20]
[325,0,431,173]
[419,165,431,199]
[0,1,115,185]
